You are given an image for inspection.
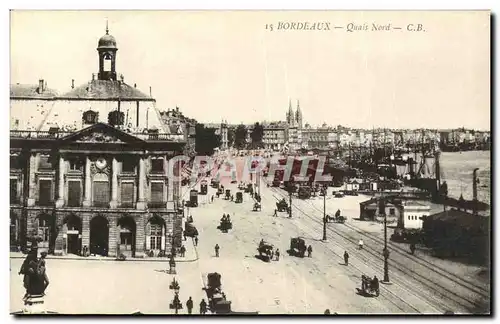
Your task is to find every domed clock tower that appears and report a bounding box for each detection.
[97,23,118,81]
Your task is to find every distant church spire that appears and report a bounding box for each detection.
[106,18,109,35]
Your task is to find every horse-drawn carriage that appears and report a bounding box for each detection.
[253,202,262,212]
[200,180,208,195]
[235,192,243,203]
[290,237,307,257]
[326,214,346,224]
[276,199,290,213]
[184,222,199,238]
[218,217,233,232]
[257,241,274,262]
[187,189,198,207]
[245,184,253,194]
[204,273,232,314]
[225,189,231,200]
[211,179,219,188]
[360,275,380,297]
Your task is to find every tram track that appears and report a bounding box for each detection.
[266,182,487,313]
[258,187,422,313]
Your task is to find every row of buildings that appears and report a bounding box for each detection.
[198,106,490,152]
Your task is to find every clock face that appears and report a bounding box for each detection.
[96,158,107,170]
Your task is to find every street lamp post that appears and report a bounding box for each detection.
[382,212,390,283]
[322,184,327,241]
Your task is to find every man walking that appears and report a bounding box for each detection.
[343,251,349,266]
[307,245,313,258]
[186,296,193,314]
[200,299,207,314]
[215,244,220,257]
[194,236,199,246]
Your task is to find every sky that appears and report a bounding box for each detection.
[10,10,490,130]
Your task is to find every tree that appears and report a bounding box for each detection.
[227,127,235,148]
[195,124,221,156]
[250,122,264,149]
[234,124,248,149]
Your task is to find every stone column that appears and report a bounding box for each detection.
[166,157,174,202]
[55,155,65,208]
[82,213,90,250]
[82,156,92,207]
[109,157,118,208]
[136,157,146,210]
[27,153,37,207]
[135,216,145,258]
[163,155,170,201]
[108,217,118,257]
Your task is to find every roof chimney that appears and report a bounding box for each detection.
[71,79,75,89]
[92,73,95,81]
[134,83,137,88]
[149,86,152,97]
[38,79,44,93]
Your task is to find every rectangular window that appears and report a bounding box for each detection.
[151,182,164,202]
[10,179,18,204]
[151,159,164,173]
[69,159,83,172]
[121,182,134,208]
[389,208,395,216]
[93,182,110,207]
[39,156,53,170]
[10,156,21,170]
[122,159,136,173]
[38,180,53,206]
[67,181,81,207]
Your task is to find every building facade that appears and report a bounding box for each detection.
[10,27,186,258]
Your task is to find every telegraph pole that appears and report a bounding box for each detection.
[473,168,479,216]
[322,184,327,241]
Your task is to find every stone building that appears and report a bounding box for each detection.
[10,26,186,258]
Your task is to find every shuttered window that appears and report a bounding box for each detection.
[39,180,53,206]
[93,182,110,207]
[121,182,134,207]
[67,181,81,207]
[150,182,164,204]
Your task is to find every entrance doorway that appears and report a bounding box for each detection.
[90,215,109,256]
[118,216,136,258]
[65,214,82,255]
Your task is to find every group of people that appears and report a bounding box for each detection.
[220,214,231,223]
[18,245,50,299]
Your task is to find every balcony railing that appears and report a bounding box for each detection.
[37,200,54,207]
[10,130,185,142]
[148,201,166,209]
[120,202,136,209]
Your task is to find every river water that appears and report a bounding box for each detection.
[440,151,491,206]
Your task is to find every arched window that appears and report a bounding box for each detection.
[83,110,98,125]
[108,111,124,126]
[103,53,112,72]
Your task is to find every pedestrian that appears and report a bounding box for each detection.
[186,296,193,314]
[194,236,198,246]
[215,244,220,257]
[200,298,207,314]
[358,239,364,250]
[273,209,278,217]
[180,245,186,257]
[343,251,349,266]
[307,245,313,258]
[275,249,280,261]
[183,231,186,241]
[211,195,214,203]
